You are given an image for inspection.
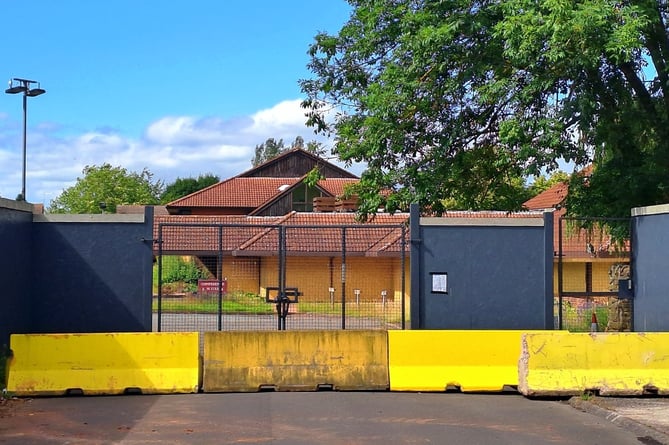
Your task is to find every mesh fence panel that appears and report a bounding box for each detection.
[556,217,631,331]
[154,223,408,333]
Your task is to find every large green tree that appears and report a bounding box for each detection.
[252,138,288,167]
[301,0,669,218]
[49,164,163,213]
[251,136,329,167]
[160,174,220,204]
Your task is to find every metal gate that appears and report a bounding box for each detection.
[153,222,408,332]
[557,217,632,331]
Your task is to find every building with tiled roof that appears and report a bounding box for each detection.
[523,182,568,212]
[522,170,630,305]
[166,148,359,216]
[155,149,414,304]
[156,149,587,309]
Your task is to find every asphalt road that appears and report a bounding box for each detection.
[0,392,657,445]
[153,312,402,332]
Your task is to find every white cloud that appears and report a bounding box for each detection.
[248,99,308,133]
[0,98,358,206]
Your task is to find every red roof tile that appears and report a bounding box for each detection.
[523,182,568,211]
[154,212,409,256]
[437,210,546,219]
[166,178,301,208]
[154,214,284,254]
[316,178,358,197]
[523,165,593,211]
[167,177,360,211]
[255,212,409,256]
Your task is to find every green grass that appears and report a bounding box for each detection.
[297,302,405,322]
[152,296,406,322]
[153,293,274,314]
[561,305,609,332]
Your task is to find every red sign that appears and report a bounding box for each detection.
[198,279,227,295]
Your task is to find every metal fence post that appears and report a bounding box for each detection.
[157,224,163,332]
[341,227,346,330]
[558,217,563,330]
[279,226,287,330]
[401,224,406,330]
[217,225,223,331]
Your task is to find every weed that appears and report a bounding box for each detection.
[580,390,597,401]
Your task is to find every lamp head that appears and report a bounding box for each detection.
[27,88,45,97]
[5,85,27,94]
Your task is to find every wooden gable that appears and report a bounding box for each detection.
[239,148,358,179]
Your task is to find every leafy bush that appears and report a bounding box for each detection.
[160,256,206,284]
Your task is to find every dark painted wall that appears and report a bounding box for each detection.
[410,205,553,330]
[0,201,33,348]
[0,203,154,345]
[30,208,154,333]
[632,205,669,331]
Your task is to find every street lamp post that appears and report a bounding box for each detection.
[5,78,46,201]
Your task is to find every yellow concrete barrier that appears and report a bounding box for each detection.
[388,330,540,392]
[7,332,200,396]
[519,332,669,396]
[202,330,388,392]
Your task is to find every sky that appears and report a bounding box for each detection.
[0,1,355,205]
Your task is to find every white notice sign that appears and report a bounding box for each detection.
[431,273,448,294]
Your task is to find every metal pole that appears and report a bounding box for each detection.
[278,226,286,330]
[401,225,406,329]
[218,225,223,331]
[157,225,163,332]
[629,217,635,332]
[341,227,346,330]
[21,92,27,201]
[558,217,564,330]
[5,78,45,201]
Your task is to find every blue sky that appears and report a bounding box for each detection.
[0,1,354,204]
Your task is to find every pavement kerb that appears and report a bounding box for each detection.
[569,397,669,445]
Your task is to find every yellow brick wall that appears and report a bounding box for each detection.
[258,256,410,303]
[286,257,334,301]
[340,257,398,303]
[592,261,614,292]
[221,257,260,295]
[553,259,630,294]
[393,259,411,318]
[555,262,586,293]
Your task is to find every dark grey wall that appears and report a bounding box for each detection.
[632,204,669,331]
[0,200,34,348]
[410,205,553,330]
[30,208,154,333]
[0,203,154,345]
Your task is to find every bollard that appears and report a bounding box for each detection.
[591,312,599,332]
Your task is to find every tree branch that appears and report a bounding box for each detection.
[618,62,656,116]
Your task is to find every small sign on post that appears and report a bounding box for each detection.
[198,279,227,295]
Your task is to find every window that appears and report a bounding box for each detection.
[291,184,321,212]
